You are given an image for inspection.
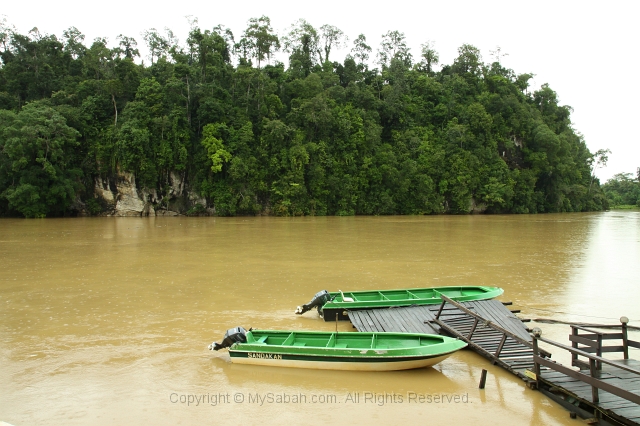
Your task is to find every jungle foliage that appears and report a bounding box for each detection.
[0,19,609,217]
[602,171,640,208]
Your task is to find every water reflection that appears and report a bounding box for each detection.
[565,212,640,321]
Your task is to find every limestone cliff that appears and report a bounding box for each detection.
[92,171,208,216]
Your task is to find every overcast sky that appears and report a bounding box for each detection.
[3,0,638,181]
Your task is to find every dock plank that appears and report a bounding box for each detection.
[366,310,388,333]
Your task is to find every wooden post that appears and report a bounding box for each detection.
[467,318,479,339]
[532,328,542,386]
[479,369,488,389]
[621,317,629,360]
[571,326,579,367]
[533,339,541,376]
[596,333,603,370]
[435,300,446,320]
[589,358,599,404]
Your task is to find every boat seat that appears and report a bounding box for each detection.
[335,343,348,348]
[256,336,268,343]
[293,342,306,347]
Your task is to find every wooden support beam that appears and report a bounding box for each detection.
[467,318,479,340]
[435,300,446,320]
[439,296,532,346]
[495,334,507,358]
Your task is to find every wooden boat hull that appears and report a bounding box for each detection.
[318,286,504,321]
[224,330,467,371]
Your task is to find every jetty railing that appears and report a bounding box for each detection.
[569,318,640,370]
[434,295,552,360]
[532,328,640,405]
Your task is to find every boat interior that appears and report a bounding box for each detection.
[329,287,489,302]
[244,331,446,349]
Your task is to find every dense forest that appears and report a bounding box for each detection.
[0,17,609,217]
[602,171,640,208]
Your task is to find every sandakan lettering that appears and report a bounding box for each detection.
[247,352,283,360]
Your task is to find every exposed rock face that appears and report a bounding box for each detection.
[169,172,185,197]
[95,177,116,210]
[114,172,146,216]
[92,170,210,216]
[141,188,159,204]
[143,203,155,217]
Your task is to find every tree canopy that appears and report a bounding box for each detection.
[0,18,609,217]
[602,172,640,208]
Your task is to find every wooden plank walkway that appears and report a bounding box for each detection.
[540,364,640,424]
[535,348,640,425]
[348,298,540,378]
[348,305,440,334]
[348,298,640,425]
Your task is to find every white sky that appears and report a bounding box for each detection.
[3,0,638,182]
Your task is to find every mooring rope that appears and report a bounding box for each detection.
[521,306,640,322]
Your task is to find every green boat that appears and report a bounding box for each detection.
[210,327,467,371]
[295,286,504,321]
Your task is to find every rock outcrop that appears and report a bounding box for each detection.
[91,171,209,216]
[95,177,116,211]
[169,172,185,197]
[114,172,146,216]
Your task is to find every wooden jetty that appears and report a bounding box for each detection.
[348,296,640,425]
[532,322,640,426]
[349,296,550,379]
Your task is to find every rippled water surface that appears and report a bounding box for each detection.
[1,212,639,425]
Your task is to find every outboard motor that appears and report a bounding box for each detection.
[209,326,247,351]
[295,290,333,315]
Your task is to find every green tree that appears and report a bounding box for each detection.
[319,25,347,63]
[377,30,412,69]
[0,102,81,217]
[350,34,371,64]
[417,41,439,74]
[237,16,279,68]
[602,173,640,207]
[201,123,231,173]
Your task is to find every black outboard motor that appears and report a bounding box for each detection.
[209,326,247,351]
[295,290,333,315]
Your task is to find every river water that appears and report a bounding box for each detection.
[1,212,639,425]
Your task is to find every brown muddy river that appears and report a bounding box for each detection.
[1,212,639,425]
